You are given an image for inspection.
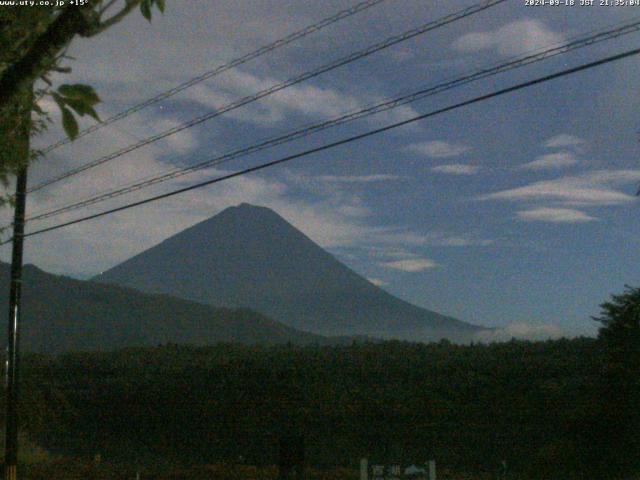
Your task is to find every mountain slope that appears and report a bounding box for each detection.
[0,262,327,354]
[96,203,484,341]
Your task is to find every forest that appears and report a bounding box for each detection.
[0,286,634,479]
[1,334,635,479]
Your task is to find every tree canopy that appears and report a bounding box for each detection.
[589,286,640,477]
[594,285,640,361]
[0,0,165,202]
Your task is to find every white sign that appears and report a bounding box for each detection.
[371,464,402,480]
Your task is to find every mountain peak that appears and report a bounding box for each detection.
[96,205,483,341]
[237,202,263,210]
[214,203,285,224]
[228,202,267,212]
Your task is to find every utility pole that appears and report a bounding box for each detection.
[4,167,27,480]
[3,87,31,480]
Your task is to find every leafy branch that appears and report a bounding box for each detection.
[0,0,166,178]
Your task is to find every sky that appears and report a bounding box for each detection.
[3,0,640,339]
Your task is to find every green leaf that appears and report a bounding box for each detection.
[85,106,100,122]
[32,103,45,116]
[155,0,165,13]
[57,84,100,105]
[62,98,100,122]
[51,92,64,109]
[62,97,85,114]
[140,0,152,21]
[61,107,79,140]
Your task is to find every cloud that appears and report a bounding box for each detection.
[474,323,565,342]
[63,0,361,90]
[368,277,387,287]
[362,246,419,260]
[480,170,640,206]
[381,257,437,272]
[8,119,385,274]
[420,234,493,247]
[405,141,471,158]
[519,152,579,171]
[184,68,364,126]
[16,176,371,274]
[181,67,424,134]
[453,19,565,57]
[544,134,585,149]
[315,174,404,183]
[373,230,494,248]
[453,31,494,53]
[12,120,466,278]
[431,164,480,175]
[152,118,199,154]
[517,207,597,223]
[15,2,497,278]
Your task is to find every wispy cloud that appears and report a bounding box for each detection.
[453,19,565,57]
[480,170,640,206]
[369,247,417,259]
[422,234,493,247]
[520,152,579,171]
[152,118,200,154]
[432,164,480,175]
[381,257,438,272]
[368,277,388,287]
[405,141,471,158]
[185,68,363,125]
[474,323,565,342]
[544,134,585,149]
[373,230,494,248]
[517,207,597,223]
[315,174,404,183]
[19,123,479,277]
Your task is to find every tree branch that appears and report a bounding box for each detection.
[90,0,143,36]
[0,3,100,111]
[98,0,119,15]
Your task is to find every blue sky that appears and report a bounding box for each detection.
[4,0,640,338]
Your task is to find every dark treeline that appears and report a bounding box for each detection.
[7,336,636,479]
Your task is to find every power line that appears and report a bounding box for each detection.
[39,0,389,154]
[32,0,504,192]
[23,18,640,224]
[28,0,507,194]
[8,45,640,245]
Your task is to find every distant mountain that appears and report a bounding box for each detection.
[0,262,328,354]
[96,203,485,341]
